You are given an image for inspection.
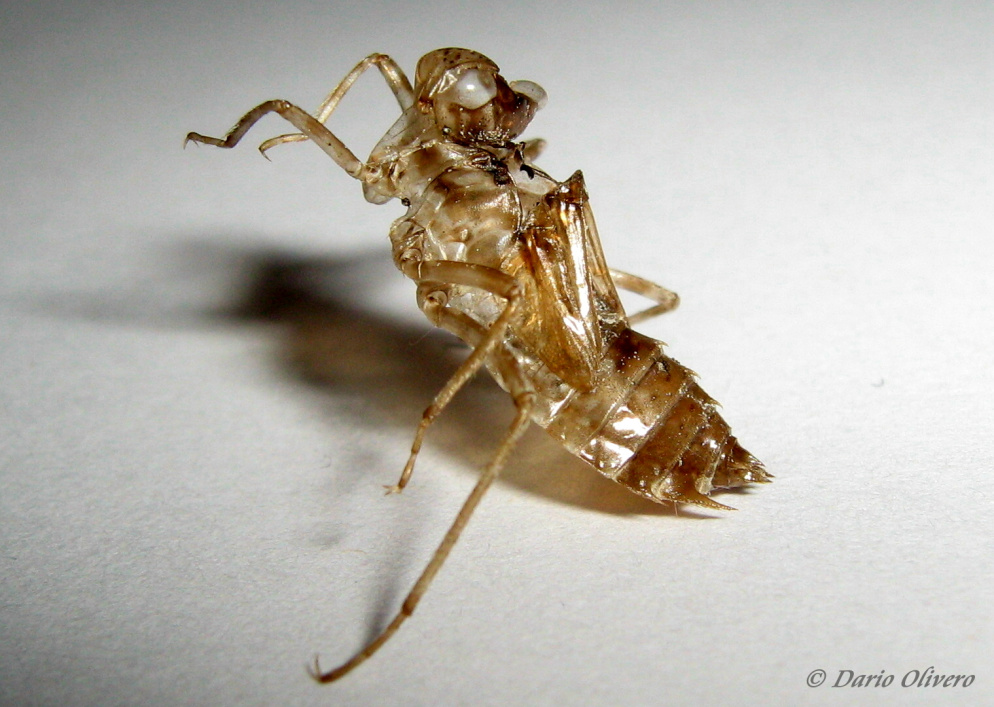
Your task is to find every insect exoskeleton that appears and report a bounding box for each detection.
[186,46,768,682]
[542,326,769,512]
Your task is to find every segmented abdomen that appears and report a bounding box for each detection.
[526,328,769,509]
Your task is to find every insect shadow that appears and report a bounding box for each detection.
[23,235,741,520]
[212,241,723,519]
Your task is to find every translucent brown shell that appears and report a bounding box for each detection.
[185,47,769,683]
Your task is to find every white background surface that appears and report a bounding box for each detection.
[2,2,992,705]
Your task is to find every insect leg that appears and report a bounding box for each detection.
[385,290,531,494]
[387,260,526,494]
[185,100,365,179]
[311,389,534,683]
[259,53,415,155]
[609,268,680,325]
[521,138,546,162]
[313,263,533,682]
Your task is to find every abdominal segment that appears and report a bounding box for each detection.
[534,328,769,509]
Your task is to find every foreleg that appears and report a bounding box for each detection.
[185,100,364,179]
[259,53,414,155]
[610,268,680,325]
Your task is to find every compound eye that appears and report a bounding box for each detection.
[441,68,498,110]
[510,80,547,110]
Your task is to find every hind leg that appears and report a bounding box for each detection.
[311,386,533,682]
[387,261,529,493]
[312,263,535,683]
[610,269,680,325]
